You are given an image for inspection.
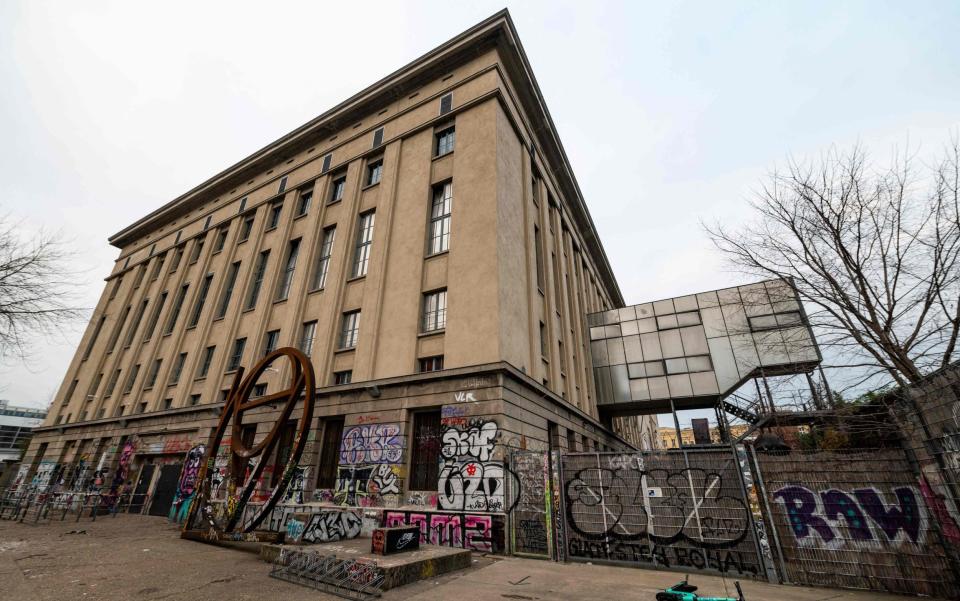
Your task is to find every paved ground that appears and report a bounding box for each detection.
[0,515,942,601]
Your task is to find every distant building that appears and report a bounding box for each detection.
[0,400,47,486]
[657,423,752,448]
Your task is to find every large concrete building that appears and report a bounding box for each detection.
[18,11,656,523]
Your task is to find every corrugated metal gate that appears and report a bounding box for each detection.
[559,449,763,579]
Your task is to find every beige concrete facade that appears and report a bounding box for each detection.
[18,12,658,540]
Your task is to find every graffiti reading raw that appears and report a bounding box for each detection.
[169,444,206,523]
[772,485,925,546]
[561,451,760,577]
[383,510,506,553]
[182,348,315,540]
[438,418,505,512]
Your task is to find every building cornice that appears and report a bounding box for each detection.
[107,9,623,306]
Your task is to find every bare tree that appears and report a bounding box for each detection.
[0,215,84,362]
[707,138,960,388]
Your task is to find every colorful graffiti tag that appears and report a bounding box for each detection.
[383,510,505,553]
[333,423,403,507]
[438,418,505,512]
[169,444,206,523]
[772,485,925,546]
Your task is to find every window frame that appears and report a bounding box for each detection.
[427,181,452,255]
[339,310,360,350]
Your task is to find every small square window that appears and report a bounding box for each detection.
[333,370,352,385]
[418,356,444,373]
[189,394,200,406]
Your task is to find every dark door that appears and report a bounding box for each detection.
[128,464,155,513]
[148,464,182,516]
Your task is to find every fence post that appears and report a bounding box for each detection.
[747,443,789,584]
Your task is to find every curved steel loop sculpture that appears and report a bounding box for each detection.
[184,347,315,535]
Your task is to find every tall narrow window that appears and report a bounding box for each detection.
[144,291,167,341]
[239,213,255,242]
[124,299,149,347]
[366,159,382,186]
[552,251,563,313]
[82,316,106,361]
[339,310,360,349]
[316,418,345,489]
[105,369,122,398]
[214,227,229,252]
[169,245,185,273]
[329,175,346,204]
[296,186,313,217]
[123,364,140,394]
[435,126,455,157]
[352,212,375,278]
[429,182,452,254]
[132,264,146,289]
[277,176,288,194]
[245,250,270,310]
[188,273,213,328]
[275,238,301,300]
[169,353,187,385]
[422,290,447,332]
[311,227,336,290]
[107,306,131,353]
[262,329,280,356]
[540,321,548,358]
[267,201,283,229]
[146,359,162,388]
[109,276,123,300]
[197,346,216,378]
[87,373,104,401]
[189,239,204,264]
[228,337,247,371]
[409,411,441,491]
[150,253,166,280]
[165,284,189,334]
[300,321,317,357]
[216,262,241,319]
[64,380,78,404]
[534,226,545,290]
[372,127,384,148]
[321,154,332,174]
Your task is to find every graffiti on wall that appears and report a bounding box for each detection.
[282,466,310,505]
[510,451,551,556]
[339,424,403,464]
[334,423,403,507]
[106,439,137,506]
[438,418,505,512]
[383,510,505,553]
[169,444,206,523]
[772,485,926,547]
[287,510,364,544]
[31,460,58,491]
[562,453,759,577]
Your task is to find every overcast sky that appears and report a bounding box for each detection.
[2,1,959,413]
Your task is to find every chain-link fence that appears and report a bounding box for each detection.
[560,449,763,579]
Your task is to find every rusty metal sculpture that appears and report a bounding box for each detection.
[182,347,315,543]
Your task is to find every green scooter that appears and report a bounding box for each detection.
[655,577,745,601]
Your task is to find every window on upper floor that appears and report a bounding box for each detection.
[435,126,455,157]
[365,159,383,186]
[296,185,313,217]
[311,226,336,290]
[352,212,375,278]
[239,213,255,242]
[228,337,246,371]
[275,238,301,301]
[329,174,346,204]
[339,310,360,350]
[267,200,283,230]
[418,356,444,373]
[422,289,447,333]
[300,321,317,357]
[428,181,452,255]
[333,370,352,385]
[263,329,280,357]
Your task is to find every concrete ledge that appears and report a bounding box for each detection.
[260,538,471,590]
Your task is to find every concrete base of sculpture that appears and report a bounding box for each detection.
[261,538,471,590]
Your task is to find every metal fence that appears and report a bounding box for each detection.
[752,448,958,597]
[0,487,153,523]
[559,448,763,580]
[508,451,552,558]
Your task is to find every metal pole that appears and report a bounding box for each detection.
[729,440,766,582]
[817,365,835,407]
[805,372,823,410]
[670,399,684,449]
[747,443,789,584]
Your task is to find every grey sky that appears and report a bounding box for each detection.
[2,1,958,412]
